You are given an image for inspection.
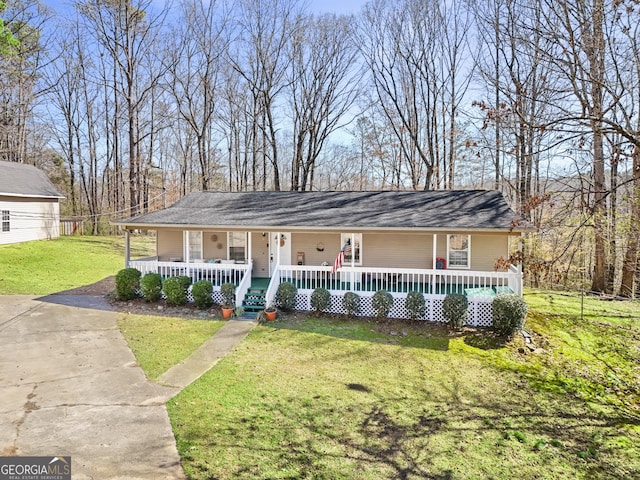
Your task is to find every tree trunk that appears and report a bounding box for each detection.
[620,146,640,297]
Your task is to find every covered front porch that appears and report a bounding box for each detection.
[125,226,522,326]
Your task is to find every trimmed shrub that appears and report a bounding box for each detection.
[192,280,214,309]
[275,282,298,311]
[404,291,425,320]
[492,294,528,336]
[372,289,394,319]
[140,273,163,302]
[310,287,331,313]
[163,276,188,306]
[178,275,192,290]
[443,293,468,329]
[220,282,236,308]
[115,268,141,301]
[342,292,361,317]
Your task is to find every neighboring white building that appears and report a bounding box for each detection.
[0,160,64,245]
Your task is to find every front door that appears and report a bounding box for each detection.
[251,233,270,278]
[269,232,291,276]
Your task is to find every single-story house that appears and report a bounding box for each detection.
[0,160,64,245]
[113,190,532,325]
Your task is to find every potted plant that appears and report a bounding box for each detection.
[264,305,277,321]
[220,282,236,319]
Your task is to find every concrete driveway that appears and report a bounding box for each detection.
[0,295,185,480]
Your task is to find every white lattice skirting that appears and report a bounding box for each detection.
[143,289,493,326]
[293,291,494,327]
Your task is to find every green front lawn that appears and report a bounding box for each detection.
[117,314,225,381]
[133,290,638,479]
[0,235,152,294]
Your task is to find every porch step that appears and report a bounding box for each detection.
[241,284,267,313]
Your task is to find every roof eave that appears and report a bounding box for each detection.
[0,192,65,199]
[112,220,532,234]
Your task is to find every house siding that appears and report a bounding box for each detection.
[471,234,509,271]
[291,232,339,267]
[157,229,183,260]
[203,231,228,260]
[0,196,60,245]
[157,229,231,261]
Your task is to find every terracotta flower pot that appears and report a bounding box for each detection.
[222,306,234,319]
[264,308,277,321]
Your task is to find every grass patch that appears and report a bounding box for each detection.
[117,314,224,381]
[520,290,640,415]
[0,235,153,294]
[110,288,639,478]
[163,303,640,480]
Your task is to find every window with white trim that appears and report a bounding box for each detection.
[228,232,247,262]
[340,233,362,265]
[184,231,203,261]
[1,210,9,232]
[447,234,470,269]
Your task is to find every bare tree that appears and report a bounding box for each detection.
[288,13,361,191]
[357,0,472,190]
[166,0,227,191]
[77,0,167,217]
[228,0,302,191]
[0,0,51,164]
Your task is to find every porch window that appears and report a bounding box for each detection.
[1,210,9,232]
[228,232,246,262]
[340,233,362,265]
[184,231,203,261]
[447,234,470,268]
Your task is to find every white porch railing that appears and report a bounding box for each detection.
[275,265,522,297]
[235,260,254,308]
[265,263,281,307]
[128,259,251,288]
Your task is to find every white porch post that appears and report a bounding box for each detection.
[432,233,438,295]
[247,232,252,264]
[125,229,130,268]
[276,232,281,266]
[351,233,356,288]
[432,233,437,269]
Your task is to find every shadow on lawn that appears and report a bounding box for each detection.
[266,314,513,353]
[181,379,639,480]
[265,314,470,352]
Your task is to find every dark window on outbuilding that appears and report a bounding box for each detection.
[1,210,9,232]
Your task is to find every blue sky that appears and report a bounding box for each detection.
[309,0,366,15]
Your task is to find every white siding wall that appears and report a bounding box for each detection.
[0,197,60,245]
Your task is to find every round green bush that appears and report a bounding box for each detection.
[492,294,528,336]
[310,287,331,312]
[163,276,188,306]
[192,280,214,309]
[178,275,192,290]
[372,290,394,319]
[275,282,298,311]
[342,292,361,317]
[443,293,468,329]
[404,291,425,320]
[115,268,141,301]
[140,273,162,302]
[220,282,236,307]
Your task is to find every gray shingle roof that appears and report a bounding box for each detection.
[115,190,530,232]
[0,161,64,198]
